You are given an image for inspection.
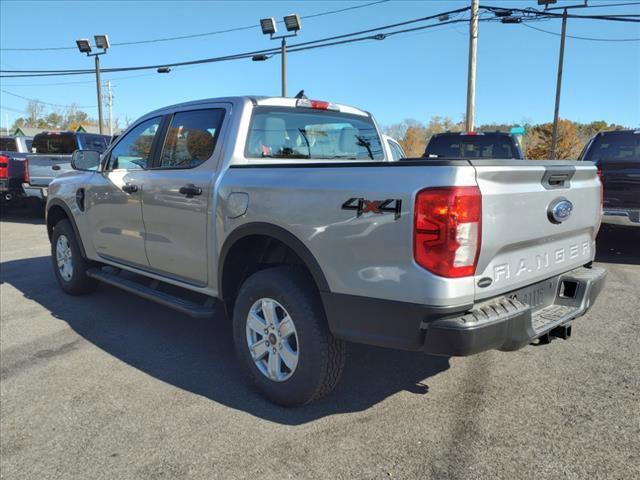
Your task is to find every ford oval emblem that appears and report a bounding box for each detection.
[548,198,573,224]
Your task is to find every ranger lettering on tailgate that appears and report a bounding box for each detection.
[493,241,591,283]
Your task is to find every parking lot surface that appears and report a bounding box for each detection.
[1,213,639,480]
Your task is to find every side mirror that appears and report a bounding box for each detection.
[71,150,101,171]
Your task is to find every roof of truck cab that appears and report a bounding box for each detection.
[145,96,370,118]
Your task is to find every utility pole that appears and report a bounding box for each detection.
[465,0,479,132]
[550,8,568,159]
[106,81,113,136]
[94,55,104,135]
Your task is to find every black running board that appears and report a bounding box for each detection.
[86,268,216,319]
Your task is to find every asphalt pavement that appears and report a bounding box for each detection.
[1,211,639,480]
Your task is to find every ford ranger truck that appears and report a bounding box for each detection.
[45,96,606,406]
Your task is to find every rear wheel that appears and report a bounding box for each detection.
[51,219,98,295]
[232,266,346,407]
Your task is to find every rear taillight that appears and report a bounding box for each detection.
[23,159,30,184]
[596,165,603,206]
[414,186,482,278]
[0,155,8,180]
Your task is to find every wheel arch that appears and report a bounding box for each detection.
[46,199,87,258]
[218,222,330,314]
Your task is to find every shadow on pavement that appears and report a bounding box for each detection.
[595,225,640,266]
[0,255,450,424]
[0,205,45,225]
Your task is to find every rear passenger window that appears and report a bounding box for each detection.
[159,109,224,168]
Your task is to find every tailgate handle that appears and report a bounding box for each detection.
[548,174,568,186]
[541,167,575,190]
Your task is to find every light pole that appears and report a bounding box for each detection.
[75,35,109,135]
[256,14,302,97]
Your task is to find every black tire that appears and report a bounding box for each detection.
[232,266,346,407]
[51,219,98,295]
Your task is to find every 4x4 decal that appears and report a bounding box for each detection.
[341,198,402,220]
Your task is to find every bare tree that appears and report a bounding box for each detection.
[25,100,46,127]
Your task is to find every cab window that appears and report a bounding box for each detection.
[158,109,224,169]
[108,117,161,170]
[245,107,384,160]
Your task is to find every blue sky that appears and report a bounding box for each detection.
[1,0,638,130]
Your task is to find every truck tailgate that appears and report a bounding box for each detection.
[472,160,601,301]
[26,155,73,187]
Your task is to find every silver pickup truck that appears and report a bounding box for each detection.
[23,131,110,203]
[45,96,606,406]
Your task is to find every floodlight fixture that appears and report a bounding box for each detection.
[283,14,301,32]
[76,39,92,54]
[94,34,110,50]
[260,17,277,36]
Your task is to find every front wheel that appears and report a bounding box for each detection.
[51,219,98,295]
[232,266,346,407]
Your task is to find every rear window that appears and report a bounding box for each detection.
[584,132,640,163]
[79,134,109,153]
[32,134,77,154]
[245,107,384,160]
[425,134,519,159]
[0,138,17,152]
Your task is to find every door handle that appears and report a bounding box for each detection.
[179,184,202,197]
[122,184,139,194]
[52,164,61,171]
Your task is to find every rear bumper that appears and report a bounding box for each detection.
[22,184,47,201]
[602,208,640,227]
[423,266,606,356]
[322,266,606,356]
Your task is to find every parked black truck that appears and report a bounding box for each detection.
[579,129,640,228]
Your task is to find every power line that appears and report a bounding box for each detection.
[0,105,26,114]
[0,89,96,108]
[481,4,640,21]
[0,6,472,77]
[1,5,637,79]
[572,1,640,8]
[0,0,390,52]
[0,72,158,87]
[521,21,640,41]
